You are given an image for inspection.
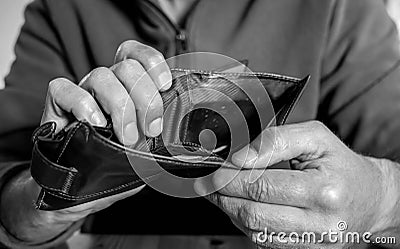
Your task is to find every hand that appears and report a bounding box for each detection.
[42,40,172,144]
[1,40,172,243]
[195,121,398,248]
[40,40,172,220]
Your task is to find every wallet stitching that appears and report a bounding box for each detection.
[36,181,73,193]
[151,142,223,161]
[61,171,75,194]
[33,162,78,193]
[181,75,191,142]
[56,122,83,164]
[36,190,46,209]
[171,68,301,83]
[44,174,160,200]
[152,141,202,152]
[33,138,78,194]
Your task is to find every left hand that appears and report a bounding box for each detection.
[194,121,396,248]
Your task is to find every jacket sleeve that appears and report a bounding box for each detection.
[0,0,75,161]
[0,0,82,248]
[319,0,400,161]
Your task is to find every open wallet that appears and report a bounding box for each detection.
[30,68,309,210]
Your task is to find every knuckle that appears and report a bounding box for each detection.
[308,120,329,135]
[146,51,165,68]
[315,181,346,210]
[114,59,142,77]
[303,121,332,150]
[272,128,288,152]
[117,40,138,54]
[239,203,263,230]
[89,67,114,83]
[83,67,118,92]
[114,60,131,73]
[247,177,273,202]
[48,78,67,96]
[116,40,165,69]
[309,120,324,128]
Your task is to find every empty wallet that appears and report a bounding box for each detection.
[30,69,309,210]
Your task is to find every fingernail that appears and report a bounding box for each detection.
[232,146,258,168]
[148,118,163,137]
[158,72,172,91]
[91,112,106,126]
[124,122,139,145]
[194,180,207,196]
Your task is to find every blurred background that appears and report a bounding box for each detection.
[0,0,400,89]
[0,0,31,88]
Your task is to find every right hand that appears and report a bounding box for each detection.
[37,40,172,223]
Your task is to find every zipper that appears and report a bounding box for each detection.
[175,30,188,53]
[144,0,196,55]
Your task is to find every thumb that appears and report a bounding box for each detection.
[231,121,336,169]
[41,78,107,133]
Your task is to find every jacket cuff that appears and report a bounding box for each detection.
[0,161,84,248]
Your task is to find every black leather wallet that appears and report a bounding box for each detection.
[31,69,309,210]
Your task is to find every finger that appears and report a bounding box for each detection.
[111,59,164,137]
[206,193,311,233]
[79,67,139,145]
[115,40,172,91]
[41,78,107,133]
[231,121,341,169]
[195,168,316,208]
[210,168,317,208]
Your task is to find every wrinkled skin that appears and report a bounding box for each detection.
[195,121,399,248]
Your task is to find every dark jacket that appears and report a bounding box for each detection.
[0,0,399,247]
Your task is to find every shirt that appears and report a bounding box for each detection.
[0,0,399,248]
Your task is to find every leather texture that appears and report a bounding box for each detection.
[30,69,309,210]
